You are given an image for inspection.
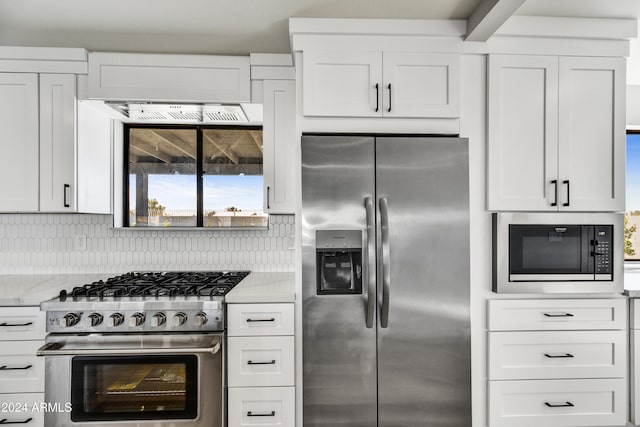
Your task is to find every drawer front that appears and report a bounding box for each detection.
[489,378,626,427]
[228,387,294,427]
[0,307,46,341]
[631,299,640,329]
[489,330,626,380]
[228,304,294,337]
[0,341,45,393]
[488,299,626,331]
[0,393,45,427]
[228,336,294,387]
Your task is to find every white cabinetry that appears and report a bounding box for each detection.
[303,50,459,118]
[227,303,295,427]
[487,55,625,211]
[0,306,46,427]
[0,72,111,213]
[629,299,640,425]
[487,299,627,427]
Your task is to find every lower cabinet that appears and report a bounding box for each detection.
[487,299,627,427]
[227,303,295,427]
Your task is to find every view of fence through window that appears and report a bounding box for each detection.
[627,131,640,259]
[127,126,267,228]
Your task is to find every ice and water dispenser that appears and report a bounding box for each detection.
[315,230,363,295]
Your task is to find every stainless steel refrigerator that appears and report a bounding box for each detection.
[301,134,470,427]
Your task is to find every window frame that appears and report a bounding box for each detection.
[626,129,640,263]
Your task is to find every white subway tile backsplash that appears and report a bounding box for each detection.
[0,214,295,274]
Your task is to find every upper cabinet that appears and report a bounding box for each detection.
[487,54,625,212]
[302,50,459,118]
[88,52,250,103]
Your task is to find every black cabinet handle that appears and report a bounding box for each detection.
[247,411,276,417]
[247,360,276,365]
[545,401,574,408]
[0,365,32,371]
[563,180,570,206]
[0,322,33,327]
[0,418,33,424]
[246,318,276,323]
[267,186,270,210]
[63,184,70,208]
[543,313,574,318]
[544,353,574,358]
[551,179,558,207]
[387,83,392,113]
[375,84,379,112]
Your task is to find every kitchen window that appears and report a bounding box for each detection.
[124,125,267,228]
[627,130,640,260]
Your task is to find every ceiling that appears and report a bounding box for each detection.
[0,0,638,56]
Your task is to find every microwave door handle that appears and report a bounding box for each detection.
[364,197,375,329]
[379,197,390,329]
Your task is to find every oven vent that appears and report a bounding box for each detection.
[128,104,202,122]
[203,105,248,123]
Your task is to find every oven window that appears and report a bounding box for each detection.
[71,355,198,422]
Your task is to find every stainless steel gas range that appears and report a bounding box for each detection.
[37,271,250,427]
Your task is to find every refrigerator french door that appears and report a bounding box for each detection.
[301,135,470,427]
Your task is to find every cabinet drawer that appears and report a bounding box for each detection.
[0,307,45,341]
[489,330,626,380]
[228,387,294,427]
[489,378,626,427]
[228,336,294,387]
[488,299,626,331]
[0,341,45,393]
[228,304,294,336]
[0,393,45,427]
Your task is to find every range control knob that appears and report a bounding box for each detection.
[62,313,80,328]
[150,312,166,327]
[172,312,188,327]
[108,313,124,327]
[85,313,103,327]
[193,312,208,327]
[129,313,146,328]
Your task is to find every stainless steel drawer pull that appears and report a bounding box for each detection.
[544,401,574,408]
[0,418,33,424]
[0,322,33,327]
[0,365,32,370]
[247,411,276,417]
[247,360,276,365]
[246,318,276,323]
[544,353,574,358]
[543,313,574,318]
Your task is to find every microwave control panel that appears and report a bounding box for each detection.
[593,226,612,275]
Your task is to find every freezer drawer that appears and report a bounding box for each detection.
[228,387,295,427]
[0,393,45,427]
[0,307,46,341]
[488,378,626,427]
[0,340,44,392]
[227,304,294,337]
[227,336,294,387]
[488,299,626,331]
[489,330,626,380]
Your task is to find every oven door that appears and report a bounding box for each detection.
[37,333,222,427]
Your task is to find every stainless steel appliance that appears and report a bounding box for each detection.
[37,271,250,427]
[493,212,623,293]
[301,135,471,427]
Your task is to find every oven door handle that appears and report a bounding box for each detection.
[36,341,221,356]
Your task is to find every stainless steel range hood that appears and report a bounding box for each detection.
[105,102,263,125]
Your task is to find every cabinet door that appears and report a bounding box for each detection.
[302,50,382,117]
[263,80,296,213]
[383,53,459,118]
[0,73,39,212]
[487,55,559,211]
[558,57,625,211]
[39,73,76,212]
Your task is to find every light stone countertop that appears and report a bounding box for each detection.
[625,266,640,298]
[225,272,295,303]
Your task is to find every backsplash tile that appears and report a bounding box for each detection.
[0,214,295,274]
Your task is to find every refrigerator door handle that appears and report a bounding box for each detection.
[364,197,375,328]
[379,197,390,328]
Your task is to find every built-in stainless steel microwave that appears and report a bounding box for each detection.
[493,212,623,293]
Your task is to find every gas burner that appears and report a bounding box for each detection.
[58,271,250,301]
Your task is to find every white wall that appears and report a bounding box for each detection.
[0,214,295,274]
